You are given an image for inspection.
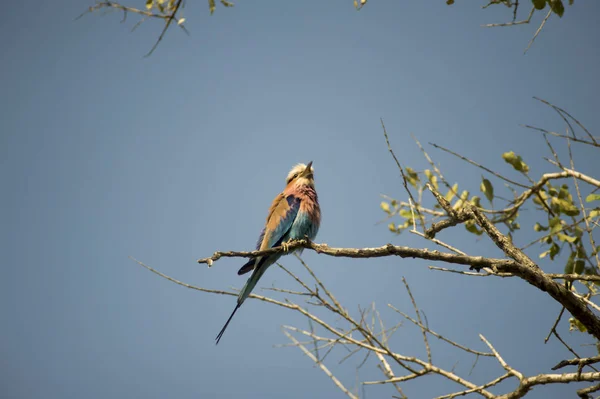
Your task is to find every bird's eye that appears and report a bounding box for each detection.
[293,173,299,179]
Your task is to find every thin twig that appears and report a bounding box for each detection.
[480,334,523,380]
[389,304,493,357]
[145,0,183,57]
[430,142,529,189]
[382,120,427,230]
[522,125,600,148]
[428,265,513,278]
[284,329,359,399]
[402,278,432,363]
[411,229,466,255]
[545,307,565,344]
[482,5,534,27]
[434,373,512,399]
[524,8,552,54]
[533,97,598,144]
[80,0,185,57]
[295,254,345,313]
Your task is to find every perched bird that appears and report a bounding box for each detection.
[215,162,321,344]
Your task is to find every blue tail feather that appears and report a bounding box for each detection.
[215,303,241,345]
[238,258,255,275]
[215,257,275,344]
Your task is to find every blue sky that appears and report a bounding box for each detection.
[2,1,600,398]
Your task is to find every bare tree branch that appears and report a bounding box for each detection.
[553,355,600,371]
[197,240,517,271]
[80,0,187,56]
[577,382,600,399]
[499,371,600,399]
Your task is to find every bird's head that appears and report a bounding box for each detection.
[286,161,315,187]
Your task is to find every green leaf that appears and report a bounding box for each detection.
[502,151,530,173]
[576,245,587,258]
[446,0,454,4]
[564,253,575,274]
[557,233,578,243]
[425,170,439,190]
[465,220,483,236]
[399,209,413,219]
[549,242,560,260]
[569,317,587,333]
[590,209,600,218]
[209,0,216,14]
[220,0,235,7]
[453,190,470,210]
[532,0,547,9]
[146,0,153,9]
[534,222,549,232]
[586,194,600,203]
[533,190,548,206]
[558,184,572,201]
[480,178,494,204]
[380,201,390,214]
[549,217,563,234]
[388,223,396,233]
[574,260,585,274]
[445,183,459,202]
[550,0,565,17]
[470,196,481,208]
[551,197,580,216]
[431,176,439,190]
[405,167,420,188]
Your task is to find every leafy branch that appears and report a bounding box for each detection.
[81,0,576,55]
[134,97,598,397]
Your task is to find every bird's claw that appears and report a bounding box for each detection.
[281,242,291,253]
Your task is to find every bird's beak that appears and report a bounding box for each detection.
[303,161,313,176]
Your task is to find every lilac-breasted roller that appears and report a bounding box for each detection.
[215,162,321,344]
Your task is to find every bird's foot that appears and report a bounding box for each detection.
[469,264,484,272]
[281,241,291,253]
